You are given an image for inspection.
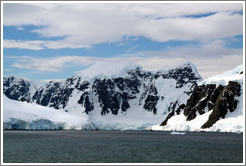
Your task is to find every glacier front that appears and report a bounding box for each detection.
[3,94,94,130]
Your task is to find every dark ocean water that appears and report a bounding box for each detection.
[3,130,243,163]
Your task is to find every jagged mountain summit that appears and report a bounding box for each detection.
[3,62,202,130]
[148,64,244,133]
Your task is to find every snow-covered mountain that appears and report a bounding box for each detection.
[147,64,244,133]
[3,62,201,130]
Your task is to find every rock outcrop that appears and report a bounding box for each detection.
[160,68,243,130]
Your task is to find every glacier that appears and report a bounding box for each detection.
[3,94,94,130]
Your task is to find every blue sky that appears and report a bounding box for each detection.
[2,2,244,81]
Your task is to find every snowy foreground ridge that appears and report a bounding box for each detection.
[3,63,244,132]
[147,64,244,133]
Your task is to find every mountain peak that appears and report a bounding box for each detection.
[180,60,202,79]
[74,60,202,81]
[74,62,142,79]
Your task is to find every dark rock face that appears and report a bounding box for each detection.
[201,81,241,129]
[77,92,94,114]
[93,78,121,115]
[3,76,32,102]
[160,81,241,129]
[155,65,200,89]
[160,103,185,126]
[183,84,225,121]
[91,71,143,115]
[3,64,201,116]
[143,85,159,114]
[33,79,74,109]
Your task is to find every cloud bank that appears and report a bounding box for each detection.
[3,3,243,49]
[5,39,243,79]
[3,2,243,79]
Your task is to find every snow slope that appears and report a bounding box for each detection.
[75,62,140,80]
[3,94,94,130]
[147,64,244,133]
[200,64,243,85]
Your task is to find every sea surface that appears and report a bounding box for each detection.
[3,130,243,163]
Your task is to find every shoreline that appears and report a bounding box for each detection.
[3,129,243,134]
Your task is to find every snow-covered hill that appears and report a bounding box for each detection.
[147,64,244,133]
[3,62,201,130]
[3,94,94,130]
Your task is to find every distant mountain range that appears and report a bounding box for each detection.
[3,62,243,132]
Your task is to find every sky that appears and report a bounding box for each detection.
[2,2,244,82]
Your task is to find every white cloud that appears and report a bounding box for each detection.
[3,39,90,50]
[3,3,243,49]
[134,39,242,59]
[3,39,44,50]
[192,55,243,79]
[16,27,24,30]
[11,56,99,72]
